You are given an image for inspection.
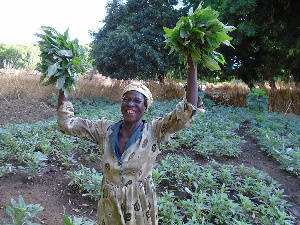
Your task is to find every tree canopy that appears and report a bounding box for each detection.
[91,0,181,81]
[0,44,40,70]
[91,0,300,86]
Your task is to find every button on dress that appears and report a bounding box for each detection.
[57,97,204,225]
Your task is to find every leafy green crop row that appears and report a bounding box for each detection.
[155,154,294,224]
[248,112,300,176]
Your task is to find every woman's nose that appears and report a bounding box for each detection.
[127,100,135,105]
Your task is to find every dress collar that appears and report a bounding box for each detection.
[109,120,144,162]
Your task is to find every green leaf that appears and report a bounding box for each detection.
[212,51,225,64]
[5,205,15,217]
[216,32,232,41]
[18,195,26,209]
[56,75,66,89]
[201,55,221,70]
[63,214,73,225]
[47,63,58,77]
[15,210,26,224]
[57,49,72,57]
[163,27,173,37]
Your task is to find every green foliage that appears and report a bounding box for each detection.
[249,113,300,176]
[0,163,16,177]
[0,43,40,70]
[218,0,300,85]
[163,2,235,70]
[35,26,93,97]
[165,104,252,157]
[68,165,103,200]
[246,88,268,113]
[157,191,183,224]
[155,155,294,224]
[18,151,48,179]
[63,214,97,225]
[2,195,44,225]
[91,0,181,80]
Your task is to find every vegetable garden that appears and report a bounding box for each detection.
[0,93,299,224]
[0,2,299,224]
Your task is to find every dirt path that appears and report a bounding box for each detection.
[0,99,299,224]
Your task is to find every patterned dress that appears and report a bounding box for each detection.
[57,97,204,225]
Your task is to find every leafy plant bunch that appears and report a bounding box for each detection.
[35,26,93,97]
[163,3,236,70]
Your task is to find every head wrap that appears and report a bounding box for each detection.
[121,82,153,108]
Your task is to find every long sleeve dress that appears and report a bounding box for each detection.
[57,97,204,225]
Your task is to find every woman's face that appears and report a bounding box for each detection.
[121,91,147,123]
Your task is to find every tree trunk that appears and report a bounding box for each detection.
[266,69,276,90]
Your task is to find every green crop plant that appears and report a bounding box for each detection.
[0,163,16,177]
[157,191,183,224]
[35,26,93,97]
[246,88,269,113]
[68,165,103,200]
[19,151,48,179]
[163,2,235,70]
[2,195,44,225]
[63,214,96,225]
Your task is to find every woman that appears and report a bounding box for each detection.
[57,57,204,225]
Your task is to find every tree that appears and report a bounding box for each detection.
[0,44,40,70]
[91,0,181,81]
[91,0,300,86]
[216,0,300,87]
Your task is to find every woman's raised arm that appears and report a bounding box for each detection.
[57,91,68,109]
[186,57,198,107]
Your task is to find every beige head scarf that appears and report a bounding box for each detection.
[121,82,153,108]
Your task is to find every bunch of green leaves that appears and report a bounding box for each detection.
[163,3,236,70]
[2,195,44,225]
[35,26,93,97]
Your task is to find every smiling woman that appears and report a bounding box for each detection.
[56,57,205,225]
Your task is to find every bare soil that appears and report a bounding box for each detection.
[0,99,299,224]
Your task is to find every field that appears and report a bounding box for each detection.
[0,72,299,224]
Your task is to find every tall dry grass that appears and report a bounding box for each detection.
[0,70,184,103]
[204,80,300,115]
[0,70,56,102]
[1,70,299,114]
[205,81,250,107]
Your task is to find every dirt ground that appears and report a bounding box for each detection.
[0,99,299,224]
